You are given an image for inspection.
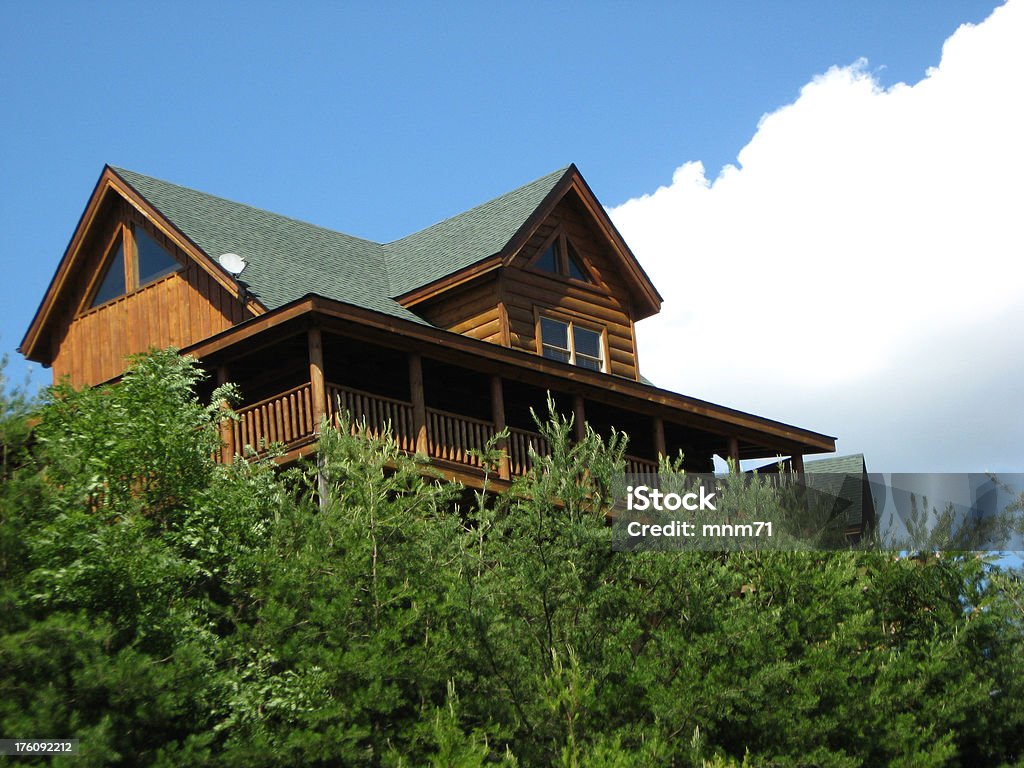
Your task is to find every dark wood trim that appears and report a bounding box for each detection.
[21,168,119,360]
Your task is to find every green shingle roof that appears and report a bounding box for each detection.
[384,167,568,297]
[805,453,873,530]
[111,165,569,323]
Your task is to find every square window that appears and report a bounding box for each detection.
[539,315,604,372]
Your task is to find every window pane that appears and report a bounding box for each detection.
[91,240,126,307]
[576,355,602,371]
[543,346,571,363]
[135,226,179,285]
[540,317,568,348]
[535,242,558,273]
[566,241,590,282]
[573,326,601,359]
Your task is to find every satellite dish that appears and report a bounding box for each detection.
[217,252,247,275]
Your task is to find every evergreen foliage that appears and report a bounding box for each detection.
[1,352,1022,766]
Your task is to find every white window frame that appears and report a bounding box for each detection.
[537,313,606,372]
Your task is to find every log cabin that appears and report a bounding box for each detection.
[19,164,835,488]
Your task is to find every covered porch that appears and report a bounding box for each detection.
[190,297,834,487]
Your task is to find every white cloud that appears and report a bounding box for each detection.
[610,0,1024,471]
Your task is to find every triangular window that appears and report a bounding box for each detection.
[566,241,588,282]
[535,242,559,273]
[530,230,593,284]
[91,238,126,307]
[136,227,178,285]
[84,222,181,312]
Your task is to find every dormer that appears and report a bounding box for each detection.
[395,165,662,381]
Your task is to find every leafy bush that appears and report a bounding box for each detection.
[1,352,1022,766]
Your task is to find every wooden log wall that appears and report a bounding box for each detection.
[414,273,504,345]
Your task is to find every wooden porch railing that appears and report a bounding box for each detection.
[327,383,416,452]
[426,408,495,468]
[226,381,657,479]
[233,382,316,455]
[625,455,659,475]
[508,427,551,476]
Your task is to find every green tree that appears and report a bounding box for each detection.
[2,350,1023,766]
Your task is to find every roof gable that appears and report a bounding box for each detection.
[20,167,257,363]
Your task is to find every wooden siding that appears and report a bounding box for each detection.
[414,274,504,345]
[504,194,639,380]
[47,202,249,387]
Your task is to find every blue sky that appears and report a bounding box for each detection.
[2,1,1017,471]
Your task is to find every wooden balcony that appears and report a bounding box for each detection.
[224,381,658,480]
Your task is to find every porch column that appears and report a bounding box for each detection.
[308,326,327,432]
[490,374,510,480]
[791,453,805,475]
[573,394,586,443]
[216,365,235,463]
[727,436,740,473]
[652,416,666,458]
[409,353,428,455]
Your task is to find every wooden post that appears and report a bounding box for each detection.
[727,436,740,474]
[573,394,586,443]
[409,353,428,455]
[490,374,510,480]
[653,416,666,458]
[308,326,327,432]
[791,453,805,474]
[216,365,234,463]
[308,327,329,511]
